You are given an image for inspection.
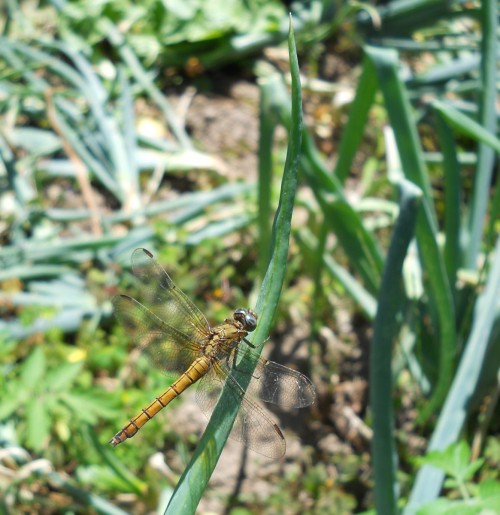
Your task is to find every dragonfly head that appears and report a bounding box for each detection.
[233,308,258,332]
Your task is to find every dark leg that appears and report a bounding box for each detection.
[243,337,256,349]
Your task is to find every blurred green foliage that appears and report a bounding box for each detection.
[52,0,286,68]
[416,441,500,514]
[1,0,499,514]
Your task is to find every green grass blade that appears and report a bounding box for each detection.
[165,18,302,515]
[184,214,253,246]
[434,112,461,299]
[357,0,460,36]
[47,470,130,515]
[371,179,422,515]
[333,54,378,184]
[366,45,456,420]
[296,228,377,319]
[259,64,385,293]
[431,100,500,154]
[100,20,192,150]
[0,264,73,281]
[405,234,500,514]
[365,46,434,206]
[118,67,140,208]
[50,98,121,197]
[50,44,140,205]
[257,75,279,278]
[466,0,498,267]
[486,166,500,250]
[0,37,81,92]
[312,221,328,330]
[48,0,192,150]
[300,159,384,294]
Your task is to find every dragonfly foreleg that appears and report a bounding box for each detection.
[227,347,247,373]
[243,337,256,348]
[226,345,263,380]
[229,346,239,369]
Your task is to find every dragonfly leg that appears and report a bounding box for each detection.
[227,346,262,380]
[228,346,239,369]
[243,337,256,348]
[228,347,248,373]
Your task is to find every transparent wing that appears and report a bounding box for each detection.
[214,348,316,408]
[245,353,316,408]
[130,248,211,339]
[113,294,200,374]
[195,364,286,459]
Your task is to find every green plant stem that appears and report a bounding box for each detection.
[371,179,421,515]
[257,76,279,279]
[466,0,498,268]
[164,18,303,515]
[365,45,456,421]
[405,234,500,513]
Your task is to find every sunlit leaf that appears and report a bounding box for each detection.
[26,398,50,450]
[21,346,46,389]
[45,361,84,392]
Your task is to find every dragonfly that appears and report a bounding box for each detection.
[110,248,315,459]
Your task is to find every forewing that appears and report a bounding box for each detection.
[113,294,199,374]
[130,248,211,340]
[195,364,286,459]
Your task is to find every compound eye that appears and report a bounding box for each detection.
[244,312,257,332]
[233,308,257,331]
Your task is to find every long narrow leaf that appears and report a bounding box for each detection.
[432,100,500,154]
[333,54,378,184]
[466,0,498,267]
[366,45,456,419]
[257,75,280,278]
[434,112,461,298]
[165,19,302,515]
[263,69,385,292]
[48,0,192,150]
[371,179,421,515]
[301,160,384,294]
[296,228,377,319]
[405,234,500,513]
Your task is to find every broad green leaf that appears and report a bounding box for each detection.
[21,346,46,389]
[462,458,484,482]
[45,361,84,392]
[26,398,50,450]
[420,441,471,478]
[0,385,26,420]
[478,479,500,499]
[60,392,120,423]
[448,441,471,476]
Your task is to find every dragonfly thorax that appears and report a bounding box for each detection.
[233,308,258,332]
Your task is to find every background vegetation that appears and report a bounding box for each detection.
[1,1,499,514]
